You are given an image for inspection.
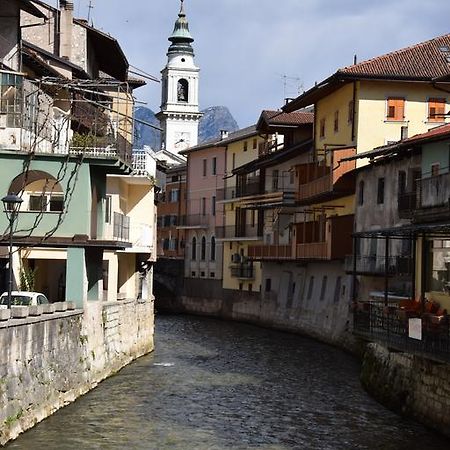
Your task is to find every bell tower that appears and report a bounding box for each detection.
[157,0,202,156]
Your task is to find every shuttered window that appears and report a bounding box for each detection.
[428,98,445,122]
[386,97,405,121]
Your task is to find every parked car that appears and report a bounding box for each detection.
[0,291,49,309]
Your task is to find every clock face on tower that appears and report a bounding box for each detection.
[174,131,191,151]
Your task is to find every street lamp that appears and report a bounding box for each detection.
[2,194,23,309]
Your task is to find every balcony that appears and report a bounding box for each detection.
[397,192,417,219]
[177,214,209,229]
[345,255,413,276]
[296,148,356,203]
[217,178,261,201]
[0,71,133,164]
[216,225,261,240]
[248,245,292,260]
[230,263,254,280]
[132,150,154,177]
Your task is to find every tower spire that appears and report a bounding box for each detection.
[168,0,194,56]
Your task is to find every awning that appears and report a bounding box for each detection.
[354,221,450,238]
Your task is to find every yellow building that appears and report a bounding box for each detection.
[284,34,450,169]
[219,126,266,292]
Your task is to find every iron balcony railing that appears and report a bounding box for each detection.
[354,303,450,363]
[345,255,413,276]
[216,225,261,240]
[230,263,254,279]
[177,214,209,228]
[217,179,261,201]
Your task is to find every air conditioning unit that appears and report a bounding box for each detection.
[231,253,241,263]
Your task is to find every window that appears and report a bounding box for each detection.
[428,98,445,122]
[191,237,197,260]
[358,180,364,206]
[212,196,216,216]
[201,236,206,260]
[201,197,206,216]
[248,284,253,292]
[251,209,255,228]
[334,110,339,133]
[202,159,207,176]
[171,175,179,182]
[212,157,217,175]
[253,138,257,149]
[170,189,180,202]
[307,276,314,300]
[201,271,205,277]
[334,277,342,303]
[105,195,112,223]
[232,153,236,169]
[265,278,272,292]
[320,276,328,301]
[28,194,64,212]
[29,195,45,212]
[398,171,406,195]
[243,141,248,152]
[386,97,405,121]
[239,283,243,291]
[210,236,216,261]
[191,271,196,277]
[377,178,385,204]
[177,78,189,102]
[431,163,440,177]
[210,272,215,278]
[319,118,325,138]
[348,100,354,123]
[272,169,279,191]
[0,72,23,127]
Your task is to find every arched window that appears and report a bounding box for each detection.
[191,237,197,260]
[201,236,206,260]
[177,78,189,102]
[210,236,216,261]
[9,170,64,213]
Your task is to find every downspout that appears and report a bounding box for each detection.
[351,81,357,141]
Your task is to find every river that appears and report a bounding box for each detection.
[7,315,450,449]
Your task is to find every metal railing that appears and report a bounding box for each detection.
[132,150,153,176]
[216,225,261,239]
[345,255,413,275]
[217,179,261,201]
[418,172,450,208]
[230,264,254,279]
[354,303,450,363]
[178,214,209,227]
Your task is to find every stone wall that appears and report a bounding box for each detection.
[361,343,450,438]
[0,298,154,445]
[159,278,356,352]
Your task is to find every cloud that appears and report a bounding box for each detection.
[77,0,450,127]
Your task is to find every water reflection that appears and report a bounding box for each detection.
[7,315,450,449]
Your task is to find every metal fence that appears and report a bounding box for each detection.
[354,303,450,363]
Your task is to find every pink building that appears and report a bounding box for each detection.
[180,140,227,279]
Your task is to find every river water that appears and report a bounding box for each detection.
[7,315,450,450]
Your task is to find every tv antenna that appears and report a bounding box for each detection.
[87,0,94,25]
[281,74,303,101]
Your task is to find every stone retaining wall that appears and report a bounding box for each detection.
[0,298,154,445]
[361,343,450,438]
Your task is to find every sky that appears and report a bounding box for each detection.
[67,0,450,128]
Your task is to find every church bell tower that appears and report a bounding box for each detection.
[156,0,202,156]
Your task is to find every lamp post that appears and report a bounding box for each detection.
[2,194,23,309]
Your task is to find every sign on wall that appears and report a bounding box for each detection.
[408,318,422,340]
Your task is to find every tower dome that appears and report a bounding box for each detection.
[168,0,194,56]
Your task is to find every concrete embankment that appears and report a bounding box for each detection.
[0,298,154,446]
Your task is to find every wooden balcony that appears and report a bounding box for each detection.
[248,245,292,260]
[296,242,328,259]
[296,148,356,203]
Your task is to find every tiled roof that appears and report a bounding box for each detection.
[339,33,450,79]
[284,33,450,112]
[404,122,450,144]
[261,110,314,125]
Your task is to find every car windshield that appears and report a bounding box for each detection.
[0,295,32,306]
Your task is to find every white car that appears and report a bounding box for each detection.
[0,291,49,309]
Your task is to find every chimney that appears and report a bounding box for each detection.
[220,130,228,140]
[59,1,73,60]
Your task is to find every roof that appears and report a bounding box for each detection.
[258,110,314,129]
[74,18,128,81]
[284,33,450,112]
[233,139,313,175]
[19,0,47,19]
[343,123,450,164]
[23,40,88,78]
[180,125,257,155]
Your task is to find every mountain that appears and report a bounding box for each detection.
[133,106,239,149]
